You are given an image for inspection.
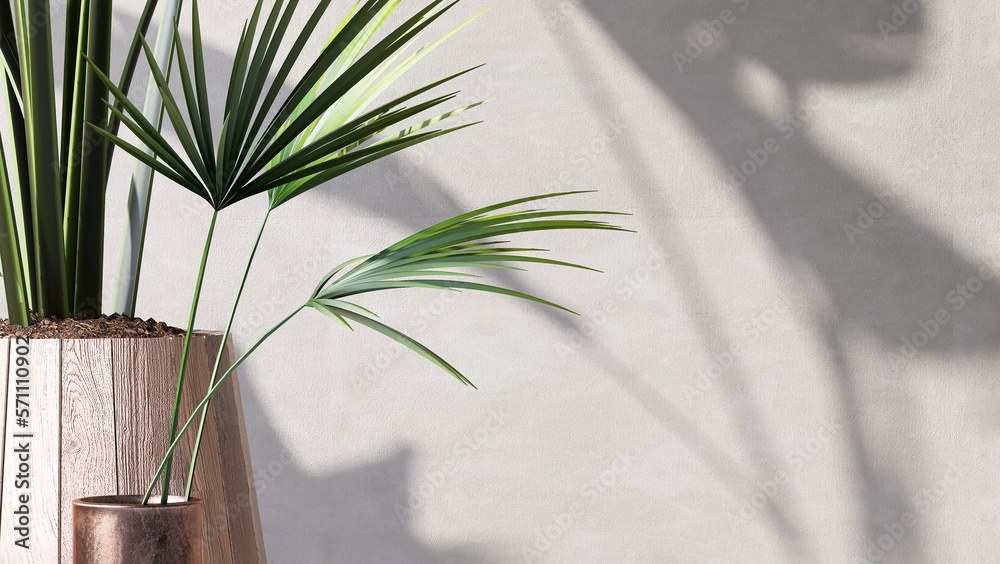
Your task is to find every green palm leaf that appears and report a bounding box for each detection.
[93,0,490,214]
[307,192,632,385]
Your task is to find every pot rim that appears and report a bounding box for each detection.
[73,495,203,509]
[3,330,224,341]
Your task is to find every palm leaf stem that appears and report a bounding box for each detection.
[183,208,271,499]
[144,302,307,505]
[158,210,218,504]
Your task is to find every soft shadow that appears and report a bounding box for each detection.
[150,3,820,560]
[109,2,990,562]
[568,0,990,562]
[241,384,497,563]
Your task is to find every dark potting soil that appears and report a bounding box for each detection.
[0,312,186,339]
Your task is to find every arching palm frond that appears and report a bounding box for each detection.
[307,191,632,387]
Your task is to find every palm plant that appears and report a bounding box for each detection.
[83,0,629,508]
[92,0,494,504]
[140,192,629,505]
[0,0,185,324]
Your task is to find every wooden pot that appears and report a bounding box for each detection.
[0,333,266,563]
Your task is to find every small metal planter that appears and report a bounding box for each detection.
[72,496,203,564]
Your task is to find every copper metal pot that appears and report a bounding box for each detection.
[72,495,203,564]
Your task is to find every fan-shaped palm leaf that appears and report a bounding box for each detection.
[88,0,488,213]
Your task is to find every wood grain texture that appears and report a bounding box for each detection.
[0,340,61,563]
[211,336,268,564]
[111,334,265,563]
[182,334,235,564]
[34,341,63,563]
[59,340,116,564]
[112,336,187,497]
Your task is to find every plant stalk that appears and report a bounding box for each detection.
[17,0,70,318]
[73,0,114,316]
[0,1,36,312]
[159,209,218,504]
[0,144,28,326]
[61,0,91,295]
[184,208,270,500]
[105,0,162,177]
[145,303,306,505]
[59,0,81,190]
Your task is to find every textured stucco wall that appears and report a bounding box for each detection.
[32,0,1000,562]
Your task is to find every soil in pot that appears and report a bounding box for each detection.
[0,312,185,339]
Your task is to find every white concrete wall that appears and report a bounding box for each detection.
[42,0,1000,561]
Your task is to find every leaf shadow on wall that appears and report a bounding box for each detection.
[557,0,995,561]
[239,385,497,564]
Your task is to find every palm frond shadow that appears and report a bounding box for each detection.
[560,0,990,562]
[239,384,499,563]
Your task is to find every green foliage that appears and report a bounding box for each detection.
[145,192,630,505]
[308,192,630,385]
[0,0,632,523]
[0,0,165,322]
[93,0,493,503]
[88,0,633,507]
[91,0,489,214]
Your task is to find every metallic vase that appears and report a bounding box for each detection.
[72,496,203,564]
